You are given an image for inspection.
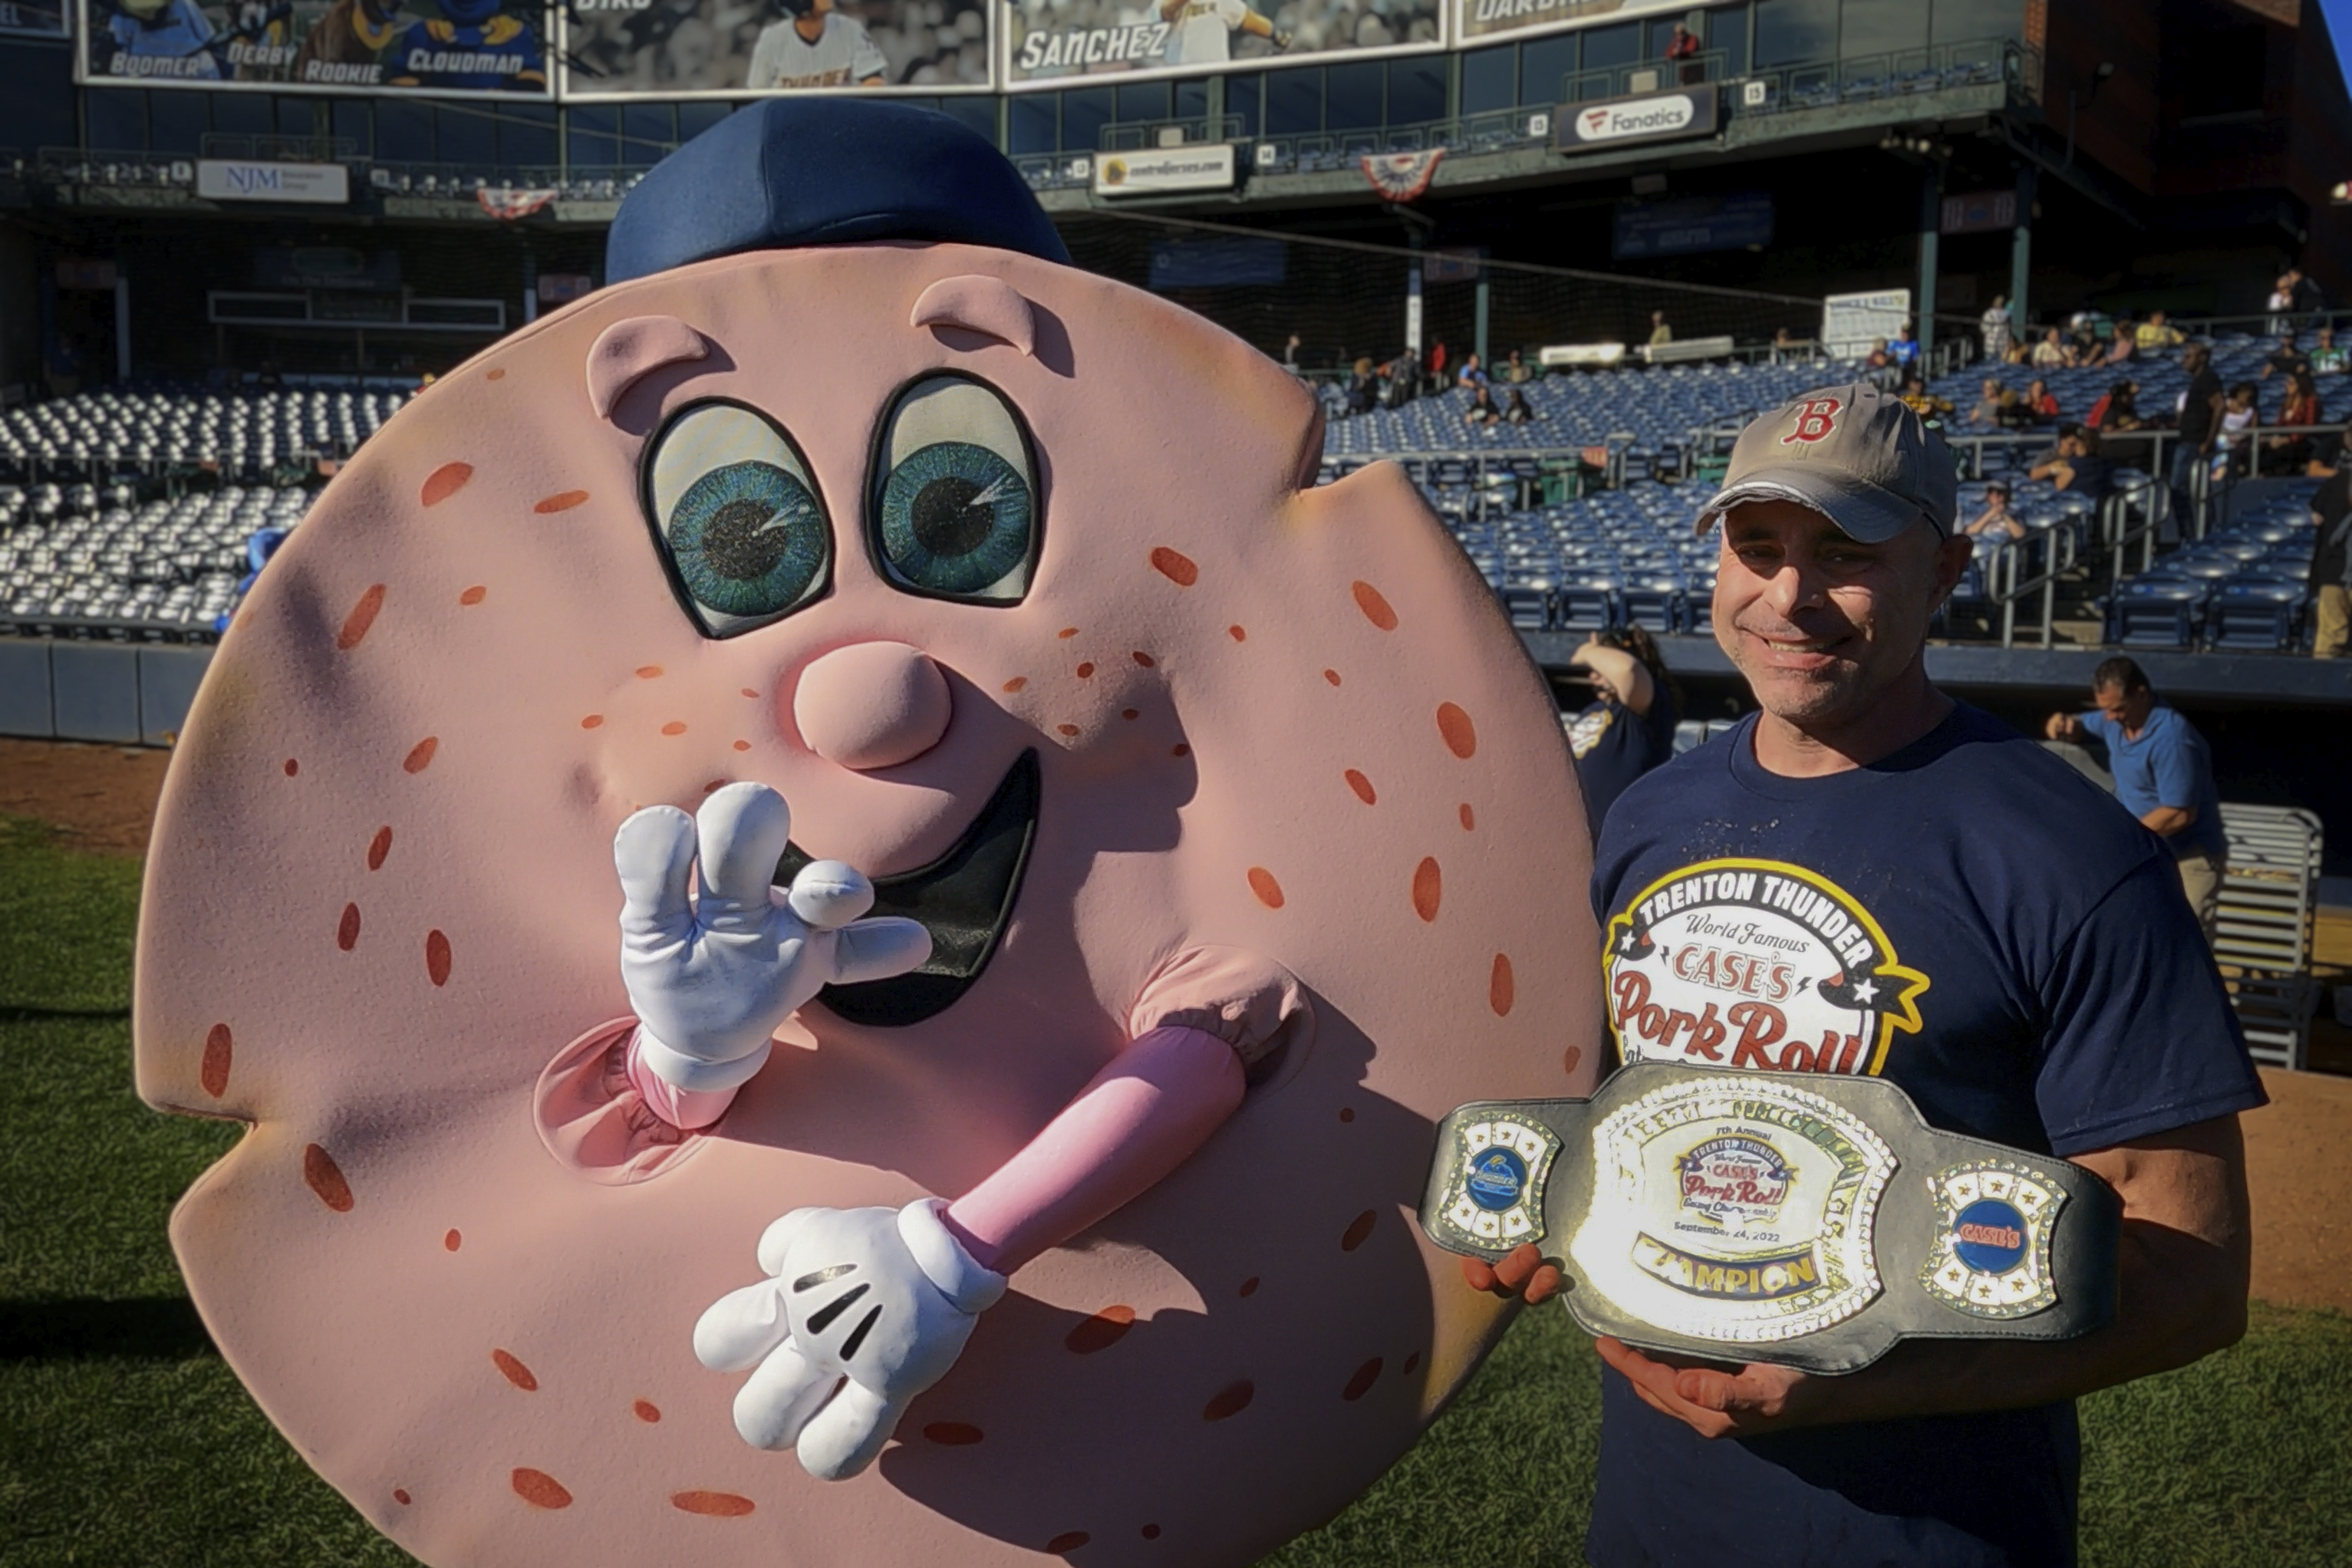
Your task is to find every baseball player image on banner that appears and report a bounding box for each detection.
[559,0,990,97]
[75,0,550,93]
[1003,0,1440,86]
[1159,0,1288,66]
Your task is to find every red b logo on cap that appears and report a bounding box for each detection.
[1781,398,1843,445]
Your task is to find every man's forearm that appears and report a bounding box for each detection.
[2142,804,2193,836]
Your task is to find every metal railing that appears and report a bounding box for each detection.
[1982,509,2083,647]
[1724,38,2033,118]
[1096,113,1250,152]
[1559,48,1734,104]
[37,147,193,188]
[199,133,363,163]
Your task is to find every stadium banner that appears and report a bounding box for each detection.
[1093,143,1234,196]
[74,0,552,96]
[1457,0,1695,46]
[1147,235,1284,288]
[1820,288,1911,359]
[1001,0,1444,91]
[1553,84,1716,152]
[559,0,992,98]
[0,0,68,38]
[198,157,351,202]
[1612,190,1772,260]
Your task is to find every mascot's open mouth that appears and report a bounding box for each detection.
[772,749,1039,1028]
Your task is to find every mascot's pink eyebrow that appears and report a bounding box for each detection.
[587,278,1038,425]
[585,315,713,422]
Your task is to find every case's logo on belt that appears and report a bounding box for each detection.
[1603,858,1930,1078]
[1922,1161,2065,1319]
[1572,1076,1899,1345]
[1675,1135,1793,1227]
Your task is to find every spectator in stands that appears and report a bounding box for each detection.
[1899,374,1952,420]
[1504,388,1537,425]
[2044,659,2227,941]
[1466,385,1503,426]
[1980,294,2012,362]
[2087,380,2141,430]
[2288,266,2326,324]
[2264,367,2322,473]
[2065,316,2100,366]
[2311,444,2351,658]
[2171,344,2225,533]
[1346,357,1376,416]
[1503,348,1532,383]
[2105,319,2137,365]
[2032,327,2068,368]
[2136,309,2184,351]
[1456,353,1490,390]
[2259,331,2308,380]
[1969,377,2008,426]
[1965,481,2027,539]
[2216,382,2259,476]
[1428,340,1448,380]
[2024,377,2060,422]
[2268,272,2295,337]
[1664,20,1702,81]
[1280,333,1302,373]
[1649,311,1673,348]
[2311,328,2347,376]
[1889,324,1922,371]
[1563,628,1678,829]
[2030,425,2115,501]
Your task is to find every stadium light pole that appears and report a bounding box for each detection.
[2011,163,2037,343]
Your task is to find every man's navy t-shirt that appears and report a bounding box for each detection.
[1586,703,2263,1568]
[1570,685,1679,831]
[2077,705,2226,862]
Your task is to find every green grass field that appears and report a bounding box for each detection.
[5,812,2350,1566]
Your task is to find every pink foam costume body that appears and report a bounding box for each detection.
[134,241,1603,1568]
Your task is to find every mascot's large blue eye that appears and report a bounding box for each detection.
[644,401,830,637]
[870,377,1038,604]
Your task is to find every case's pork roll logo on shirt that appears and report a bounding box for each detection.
[1603,858,1929,1077]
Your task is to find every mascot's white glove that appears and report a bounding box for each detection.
[693,1200,1007,1479]
[613,782,931,1093]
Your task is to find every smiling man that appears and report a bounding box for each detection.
[1473,382,2265,1567]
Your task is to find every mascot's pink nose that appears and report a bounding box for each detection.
[792,641,953,770]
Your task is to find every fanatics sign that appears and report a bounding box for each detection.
[1555,87,1718,153]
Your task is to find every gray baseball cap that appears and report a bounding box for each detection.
[1697,381,1958,542]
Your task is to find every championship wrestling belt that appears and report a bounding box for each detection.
[1419,1064,2122,1373]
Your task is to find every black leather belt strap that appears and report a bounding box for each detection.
[1419,1063,2121,1374]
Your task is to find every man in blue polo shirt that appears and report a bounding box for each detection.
[1468,383,2261,1568]
[2045,657,2226,941]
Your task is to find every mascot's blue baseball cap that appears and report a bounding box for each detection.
[606,99,1070,285]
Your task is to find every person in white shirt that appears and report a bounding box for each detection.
[746,0,886,89]
[1158,0,1288,66]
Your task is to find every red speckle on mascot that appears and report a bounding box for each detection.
[133,100,1601,1567]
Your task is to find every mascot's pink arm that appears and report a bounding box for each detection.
[625,1024,1245,1276]
[939,1025,1244,1274]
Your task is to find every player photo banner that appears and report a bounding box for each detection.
[76,0,551,95]
[559,0,992,99]
[1001,0,1443,89]
[1457,0,1692,47]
